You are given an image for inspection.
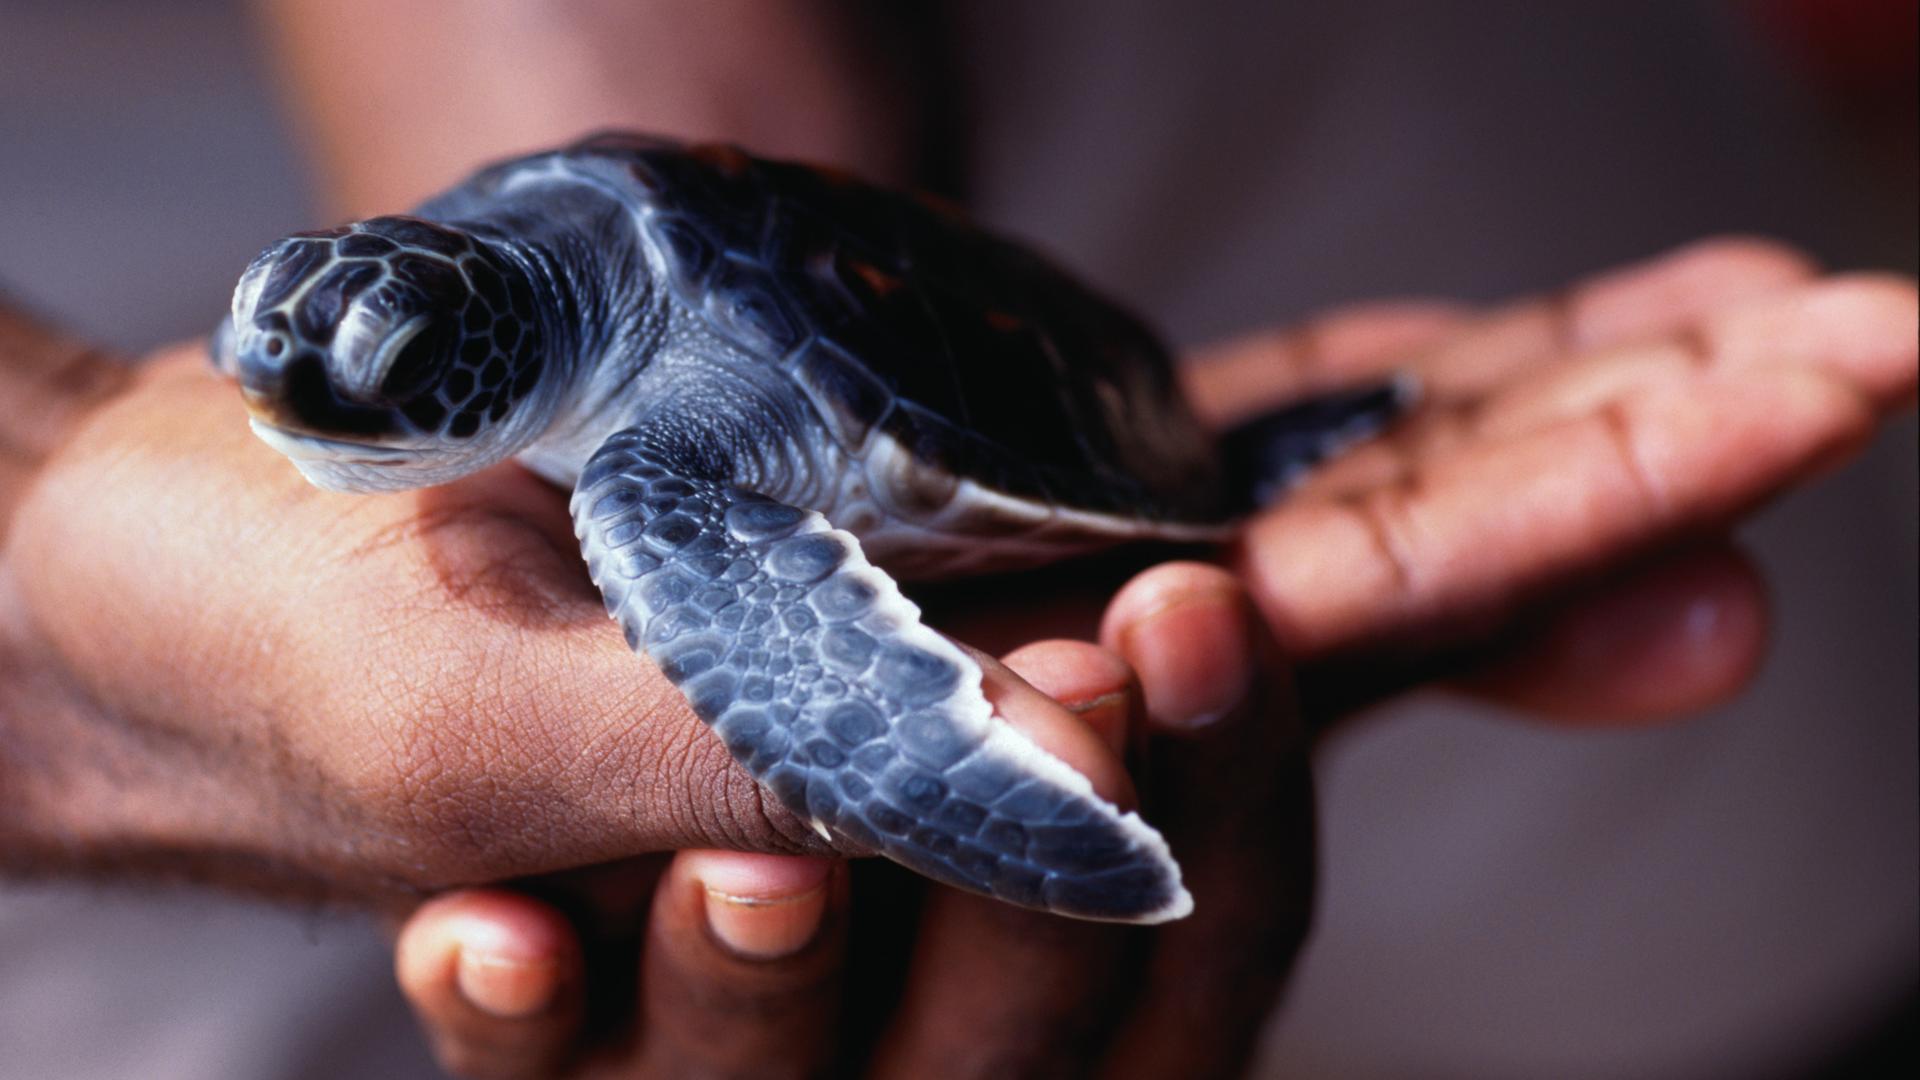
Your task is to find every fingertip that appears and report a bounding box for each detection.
[394,897,459,1005]
[393,889,584,1079]
[1466,544,1772,724]
[1698,274,1918,413]
[638,853,847,1075]
[1000,639,1132,705]
[1098,562,1243,647]
[1101,563,1261,733]
[676,851,836,962]
[975,645,1138,807]
[999,639,1136,756]
[400,890,575,1021]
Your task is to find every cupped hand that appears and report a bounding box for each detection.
[934,238,1915,725]
[1206,237,1914,719]
[394,564,1302,1079]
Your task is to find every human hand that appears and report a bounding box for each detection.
[930,238,1915,727]
[0,336,1131,902]
[0,322,1293,1078]
[383,239,1917,1079]
[1206,237,1914,721]
[4,237,1910,1074]
[5,237,1907,896]
[393,564,1306,1079]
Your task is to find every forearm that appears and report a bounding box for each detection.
[0,305,127,519]
[0,314,390,903]
[0,645,361,903]
[255,0,924,217]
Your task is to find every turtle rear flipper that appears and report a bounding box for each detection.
[1221,375,1420,508]
[573,427,1192,923]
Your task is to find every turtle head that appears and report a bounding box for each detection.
[229,217,553,492]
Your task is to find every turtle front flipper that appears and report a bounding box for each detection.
[572,428,1192,923]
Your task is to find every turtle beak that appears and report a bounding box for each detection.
[247,417,415,463]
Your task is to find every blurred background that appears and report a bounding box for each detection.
[1,1,1913,1077]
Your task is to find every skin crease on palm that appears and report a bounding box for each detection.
[0,1,1914,1076]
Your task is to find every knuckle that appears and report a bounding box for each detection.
[1350,481,1422,599]
[549,666,826,859]
[656,710,823,855]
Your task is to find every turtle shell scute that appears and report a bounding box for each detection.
[545,135,1226,523]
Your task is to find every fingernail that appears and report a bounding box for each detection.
[1068,690,1132,755]
[703,885,829,961]
[695,856,834,961]
[454,940,560,1020]
[1123,590,1255,731]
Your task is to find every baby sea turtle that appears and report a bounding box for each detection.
[215,133,1407,922]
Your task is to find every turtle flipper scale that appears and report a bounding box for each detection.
[572,429,1192,923]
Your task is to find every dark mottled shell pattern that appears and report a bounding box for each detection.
[440,133,1228,523]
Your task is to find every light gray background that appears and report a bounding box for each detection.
[2,2,1913,1077]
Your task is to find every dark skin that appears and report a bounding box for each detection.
[0,1,1912,1076]
[4,241,1910,1075]
[368,243,1915,1078]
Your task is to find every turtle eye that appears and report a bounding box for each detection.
[379,317,453,402]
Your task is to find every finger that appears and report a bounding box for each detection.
[1299,274,1920,499]
[1098,563,1311,1080]
[1466,274,1920,433]
[994,640,1136,760]
[1459,542,1769,724]
[868,641,1143,1080]
[1096,564,1256,733]
[631,851,846,1077]
[1238,277,1915,661]
[1405,235,1817,404]
[394,889,585,1080]
[1182,300,1473,427]
[1179,237,1818,430]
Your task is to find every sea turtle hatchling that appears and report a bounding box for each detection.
[215,132,1409,923]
